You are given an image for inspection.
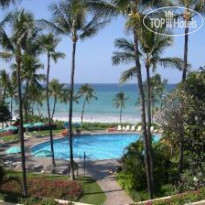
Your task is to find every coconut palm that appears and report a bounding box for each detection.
[49,79,64,119]
[0,0,17,8]
[0,10,37,195]
[113,92,128,123]
[60,87,80,105]
[0,70,9,101]
[39,33,65,167]
[113,34,182,197]
[79,84,97,123]
[40,0,108,180]
[11,55,45,122]
[177,0,205,81]
[7,72,17,119]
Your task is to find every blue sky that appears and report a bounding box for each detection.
[1,0,205,84]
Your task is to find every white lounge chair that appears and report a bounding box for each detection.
[117,125,122,131]
[122,126,126,131]
[125,125,130,131]
[136,125,142,132]
[150,126,154,132]
[130,125,136,131]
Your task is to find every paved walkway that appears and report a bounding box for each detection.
[0,133,133,205]
[83,160,133,205]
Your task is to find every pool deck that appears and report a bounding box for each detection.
[0,131,138,205]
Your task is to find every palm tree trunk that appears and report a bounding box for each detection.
[51,96,57,119]
[120,106,122,124]
[145,64,154,193]
[133,29,153,199]
[182,22,189,81]
[68,40,77,180]
[46,53,56,167]
[16,55,27,196]
[81,98,86,123]
[3,88,6,101]
[178,20,189,174]
[10,97,13,119]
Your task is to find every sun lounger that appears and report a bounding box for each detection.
[125,125,130,131]
[150,126,154,132]
[117,125,122,131]
[122,126,126,131]
[107,128,116,132]
[136,125,142,132]
[130,125,136,131]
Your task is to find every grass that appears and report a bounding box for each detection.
[79,176,106,205]
[0,130,63,143]
[0,134,19,142]
[4,171,106,205]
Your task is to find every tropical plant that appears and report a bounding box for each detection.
[0,9,37,195]
[157,69,205,179]
[11,55,45,122]
[177,0,205,81]
[0,101,10,124]
[49,79,64,119]
[112,35,153,196]
[40,0,108,180]
[113,92,128,123]
[39,33,65,167]
[79,84,97,123]
[7,72,17,119]
[0,69,9,101]
[0,0,17,8]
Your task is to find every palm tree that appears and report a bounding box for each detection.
[40,0,108,180]
[112,35,153,196]
[113,35,182,197]
[178,0,205,81]
[7,72,17,120]
[0,0,17,8]
[177,0,205,174]
[0,70,9,101]
[39,33,65,167]
[0,10,37,195]
[11,55,45,121]
[60,87,80,105]
[113,92,128,123]
[49,79,64,119]
[79,84,97,123]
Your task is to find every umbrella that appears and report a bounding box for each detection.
[4,126,18,131]
[6,147,21,154]
[33,150,52,157]
[23,123,33,129]
[33,122,45,127]
[0,129,5,133]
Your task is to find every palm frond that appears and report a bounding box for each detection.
[112,51,135,65]
[120,66,137,83]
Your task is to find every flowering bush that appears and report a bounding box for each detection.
[1,177,83,201]
[138,187,205,205]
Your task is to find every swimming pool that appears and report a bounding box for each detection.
[31,134,160,160]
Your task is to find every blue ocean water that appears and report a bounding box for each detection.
[31,134,160,160]
[14,84,176,123]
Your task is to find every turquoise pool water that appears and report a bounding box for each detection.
[31,134,160,160]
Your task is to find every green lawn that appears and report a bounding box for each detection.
[79,177,106,205]
[0,130,63,143]
[4,172,106,205]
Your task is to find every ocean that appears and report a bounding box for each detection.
[26,84,176,123]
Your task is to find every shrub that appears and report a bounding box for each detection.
[1,177,83,201]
